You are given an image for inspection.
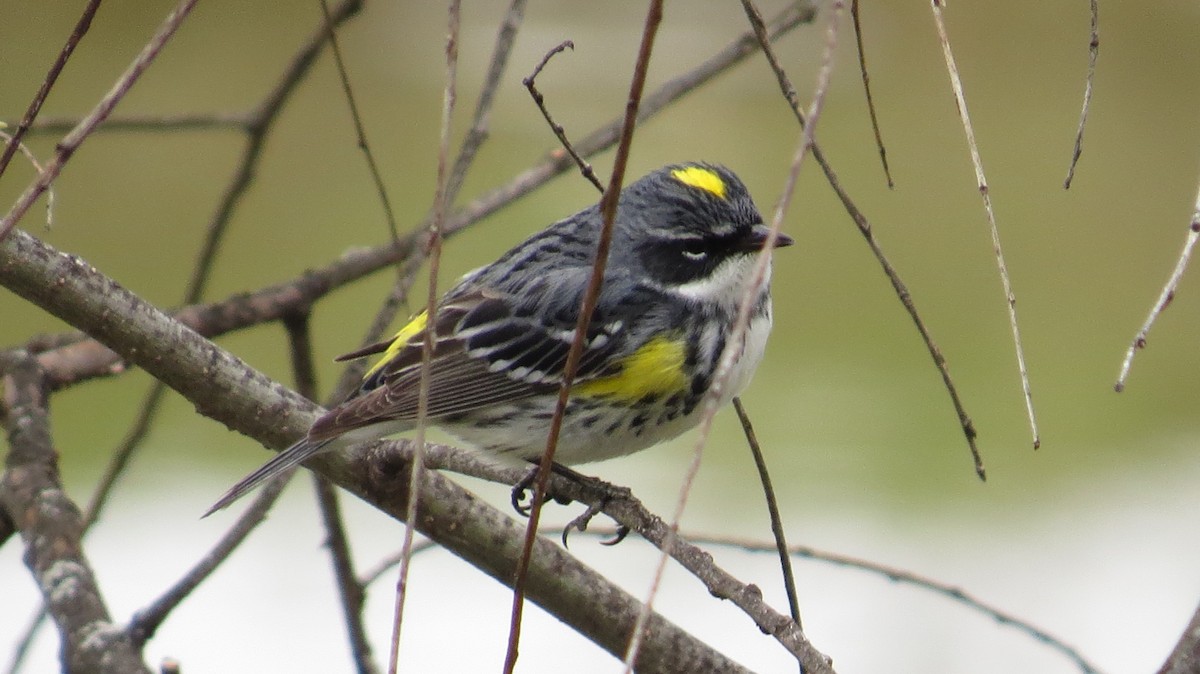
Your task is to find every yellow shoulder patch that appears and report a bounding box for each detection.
[671,165,726,200]
[365,310,428,379]
[576,335,688,402]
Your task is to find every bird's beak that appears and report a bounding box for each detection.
[739,224,795,252]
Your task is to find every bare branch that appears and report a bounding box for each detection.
[1064,0,1099,189]
[740,0,985,478]
[319,0,400,246]
[23,113,251,134]
[128,470,289,648]
[522,41,605,192]
[929,0,1040,449]
[849,0,894,188]
[391,1,459,669]
[0,353,150,673]
[0,0,200,241]
[185,0,364,303]
[732,398,802,629]
[1115,183,1200,391]
[0,0,101,180]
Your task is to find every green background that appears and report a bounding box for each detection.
[3,1,1199,672]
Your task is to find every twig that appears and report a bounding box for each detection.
[627,4,843,671]
[523,41,605,192]
[314,477,380,674]
[23,112,251,134]
[0,354,150,673]
[184,0,365,301]
[508,5,663,672]
[732,397,801,629]
[444,0,528,204]
[849,0,893,188]
[0,0,101,180]
[281,310,379,674]
[1064,0,1099,189]
[929,0,1040,450]
[82,0,361,533]
[0,0,199,241]
[1115,183,1200,391]
[390,2,458,671]
[319,0,400,246]
[740,0,985,478]
[783,541,1104,674]
[0,130,56,229]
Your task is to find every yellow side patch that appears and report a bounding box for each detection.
[576,335,688,402]
[364,310,428,379]
[671,165,726,200]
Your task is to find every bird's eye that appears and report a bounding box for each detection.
[680,240,708,261]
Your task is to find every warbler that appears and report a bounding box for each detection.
[205,162,792,516]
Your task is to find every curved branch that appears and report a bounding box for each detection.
[0,353,150,673]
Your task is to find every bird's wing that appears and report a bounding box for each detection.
[310,276,641,441]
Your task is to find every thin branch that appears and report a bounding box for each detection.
[627,3,843,670]
[445,0,528,204]
[849,0,893,188]
[509,5,663,670]
[522,41,604,192]
[0,353,151,673]
[1063,0,1099,189]
[314,477,380,674]
[281,310,379,674]
[0,130,56,229]
[319,0,400,246]
[80,0,361,535]
[929,0,1040,449]
[184,0,364,302]
[424,443,831,669]
[740,0,984,478]
[0,0,200,241]
[0,0,101,180]
[732,397,801,629]
[390,2,458,671]
[1115,183,1200,391]
[23,112,251,134]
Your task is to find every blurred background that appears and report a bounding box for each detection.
[3,1,1200,672]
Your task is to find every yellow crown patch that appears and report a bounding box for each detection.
[671,166,727,200]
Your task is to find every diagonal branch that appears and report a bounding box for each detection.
[740,0,985,478]
[0,0,200,241]
[0,0,102,180]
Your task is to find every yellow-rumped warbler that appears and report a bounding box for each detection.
[205,162,791,515]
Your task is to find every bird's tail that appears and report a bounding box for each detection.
[202,437,335,517]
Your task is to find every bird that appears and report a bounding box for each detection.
[204,162,792,517]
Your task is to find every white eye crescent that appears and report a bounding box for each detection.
[681,241,707,261]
